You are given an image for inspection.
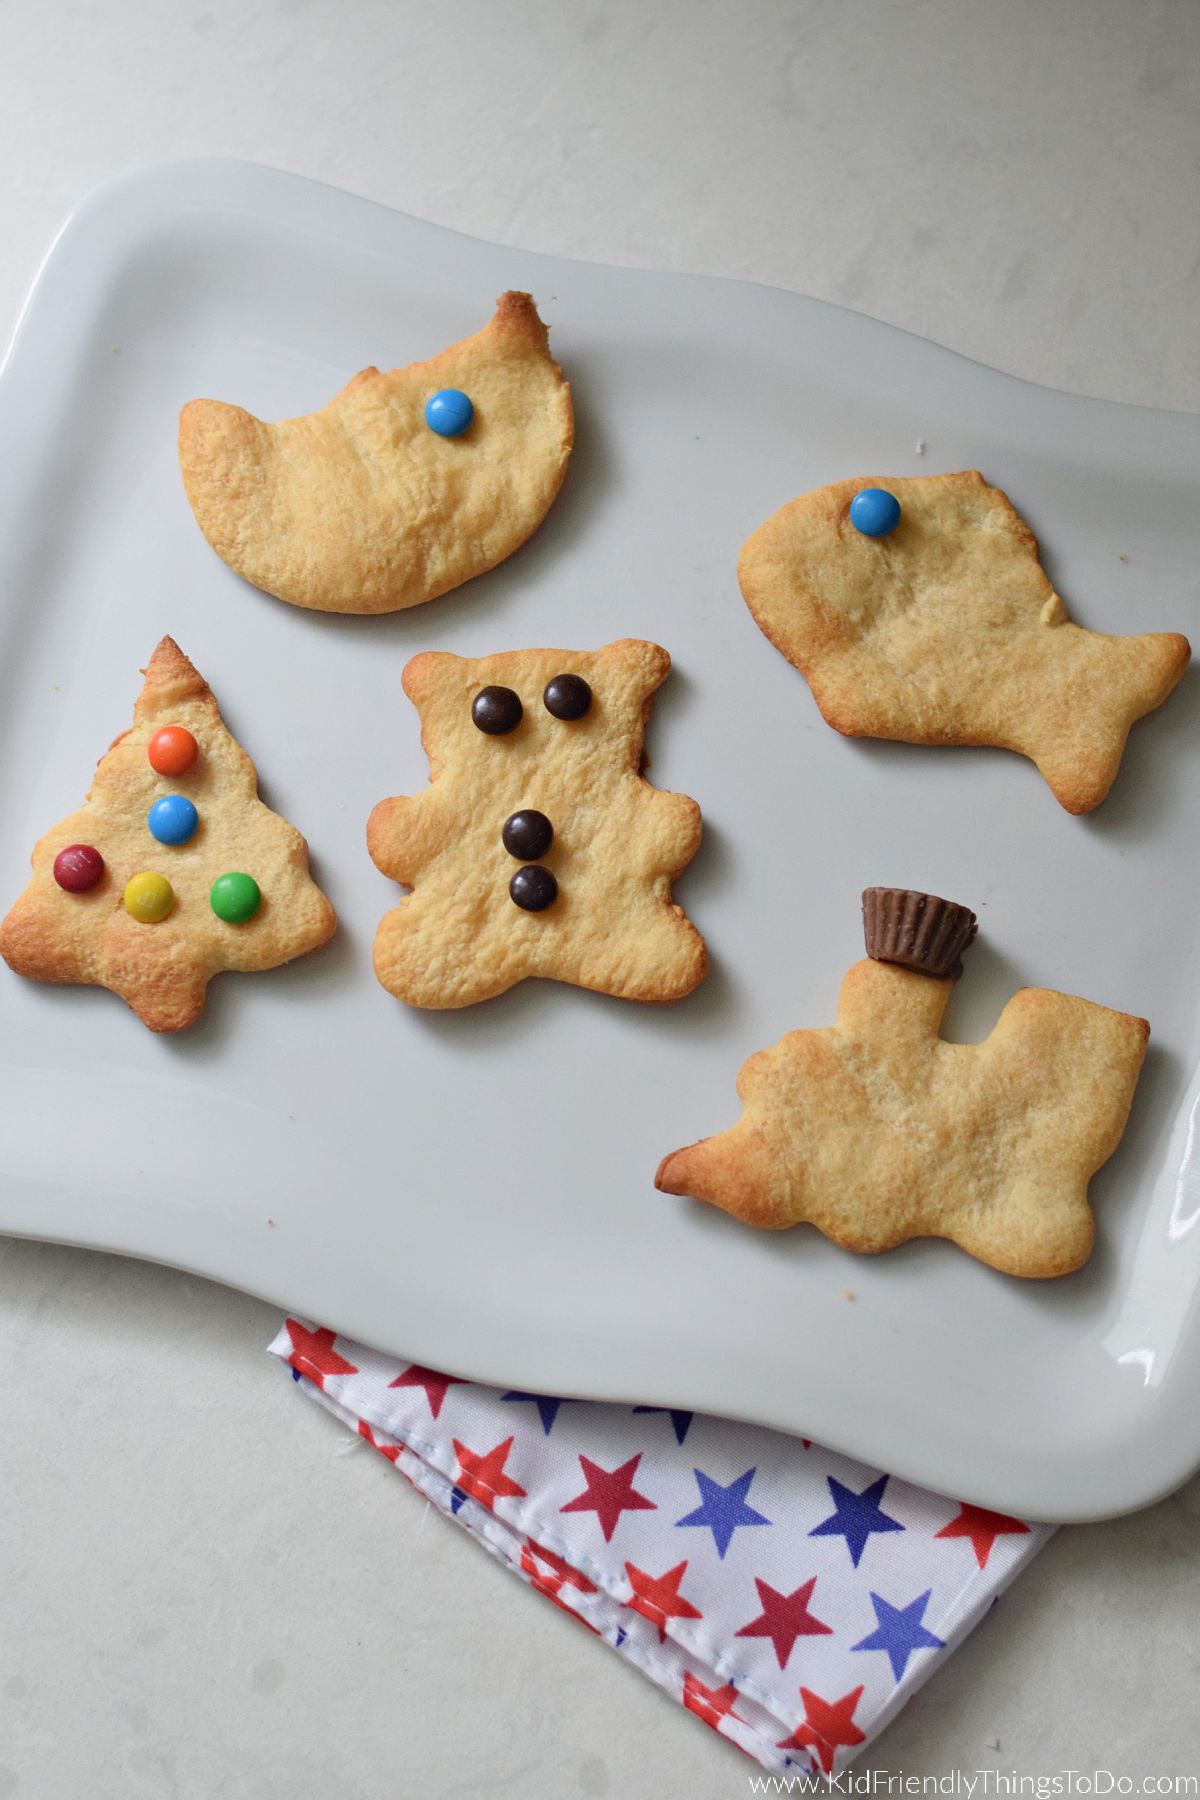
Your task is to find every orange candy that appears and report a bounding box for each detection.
[147,726,198,776]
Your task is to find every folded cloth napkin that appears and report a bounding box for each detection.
[270,1318,1051,1778]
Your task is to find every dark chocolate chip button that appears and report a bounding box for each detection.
[543,673,592,720]
[509,865,558,912]
[502,810,554,860]
[472,686,523,735]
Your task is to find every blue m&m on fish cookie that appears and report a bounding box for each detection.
[849,487,902,538]
[424,389,474,438]
[148,794,199,845]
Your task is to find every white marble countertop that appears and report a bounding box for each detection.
[3,3,1199,1794]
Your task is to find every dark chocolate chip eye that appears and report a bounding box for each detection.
[509,865,558,912]
[502,810,554,860]
[472,686,523,735]
[543,673,592,721]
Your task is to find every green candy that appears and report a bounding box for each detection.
[210,871,261,923]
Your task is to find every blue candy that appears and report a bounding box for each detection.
[424,388,474,438]
[849,488,902,538]
[148,794,199,846]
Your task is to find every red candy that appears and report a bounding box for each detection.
[148,725,198,776]
[53,844,105,892]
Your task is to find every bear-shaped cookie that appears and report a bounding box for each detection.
[367,639,706,1008]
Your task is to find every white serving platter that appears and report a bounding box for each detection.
[2,160,1198,1523]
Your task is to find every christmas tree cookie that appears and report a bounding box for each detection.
[0,638,336,1031]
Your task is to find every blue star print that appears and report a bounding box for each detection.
[852,1589,945,1681]
[809,1474,904,1567]
[502,1392,570,1435]
[632,1406,694,1444]
[675,1467,772,1558]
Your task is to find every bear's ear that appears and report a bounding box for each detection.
[592,638,672,705]
[400,651,464,710]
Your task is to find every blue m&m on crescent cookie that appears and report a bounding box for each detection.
[424,389,474,438]
[148,794,198,845]
[849,487,902,538]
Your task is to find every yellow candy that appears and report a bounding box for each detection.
[124,871,174,923]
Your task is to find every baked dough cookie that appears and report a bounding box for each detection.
[367,639,706,1008]
[179,291,573,615]
[0,638,336,1031]
[738,470,1190,813]
[656,890,1148,1278]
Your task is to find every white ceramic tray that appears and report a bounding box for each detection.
[2,161,1198,1522]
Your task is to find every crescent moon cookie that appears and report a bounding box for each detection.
[656,889,1149,1279]
[367,639,707,1009]
[0,638,336,1032]
[737,470,1190,814]
[179,291,574,615]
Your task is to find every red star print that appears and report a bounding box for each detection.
[357,1419,402,1464]
[735,1576,833,1667]
[520,1541,601,1634]
[520,1540,598,1600]
[451,1435,527,1512]
[935,1503,1030,1568]
[624,1560,703,1642]
[388,1363,465,1420]
[777,1685,866,1775]
[560,1453,657,1542]
[284,1319,358,1388]
[682,1672,744,1732]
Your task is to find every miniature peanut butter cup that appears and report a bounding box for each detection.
[862,888,977,980]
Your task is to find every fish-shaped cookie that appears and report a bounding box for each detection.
[737,470,1190,813]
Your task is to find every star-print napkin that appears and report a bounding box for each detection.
[270,1319,1051,1778]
